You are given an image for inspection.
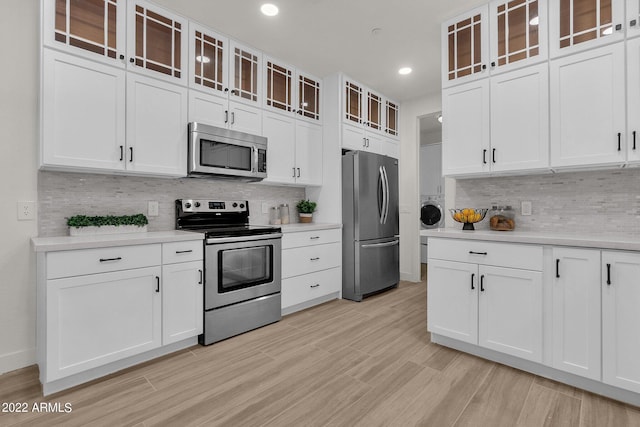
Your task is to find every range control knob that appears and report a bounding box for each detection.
[194,202,201,207]
[232,202,238,208]
[184,202,192,209]
[239,203,245,209]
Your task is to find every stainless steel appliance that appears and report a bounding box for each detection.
[188,122,267,181]
[175,199,282,345]
[342,151,400,301]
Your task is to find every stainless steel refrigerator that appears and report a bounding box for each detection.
[342,151,400,301]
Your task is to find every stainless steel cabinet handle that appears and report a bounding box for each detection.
[99,257,122,262]
[310,284,320,288]
[176,249,193,254]
[362,240,399,248]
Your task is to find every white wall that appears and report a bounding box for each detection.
[0,0,39,373]
[398,94,442,282]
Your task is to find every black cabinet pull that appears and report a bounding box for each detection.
[198,269,203,285]
[469,251,488,255]
[482,149,487,164]
[480,275,485,292]
[310,257,320,261]
[482,64,487,70]
[471,273,475,290]
[119,54,125,60]
[556,259,560,278]
[310,284,320,288]
[175,249,193,254]
[618,133,621,151]
[99,257,122,262]
[491,61,496,67]
[224,110,229,123]
[633,131,637,150]
[119,145,124,161]
[129,57,134,63]
[606,263,611,285]
[297,167,301,178]
[492,148,496,163]
[155,276,160,293]
[129,147,133,162]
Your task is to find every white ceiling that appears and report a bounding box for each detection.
[156,0,486,102]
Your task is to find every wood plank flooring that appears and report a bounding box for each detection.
[2,268,640,426]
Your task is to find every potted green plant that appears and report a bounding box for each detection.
[67,213,149,236]
[296,199,317,223]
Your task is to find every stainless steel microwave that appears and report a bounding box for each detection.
[188,122,267,181]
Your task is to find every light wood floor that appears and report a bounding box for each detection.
[2,268,640,426]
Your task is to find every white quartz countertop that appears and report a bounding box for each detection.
[32,230,205,252]
[280,223,342,233]
[421,228,640,251]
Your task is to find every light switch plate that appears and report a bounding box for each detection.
[148,201,159,217]
[17,201,35,221]
[521,201,532,216]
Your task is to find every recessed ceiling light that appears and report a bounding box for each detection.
[398,67,412,75]
[261,3,279,16]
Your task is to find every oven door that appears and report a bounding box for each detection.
[205,236,281,309]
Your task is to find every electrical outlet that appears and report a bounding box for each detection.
[17,201,35,221]
[262,202,269,214]
[521,201,532,216]
[148,201,159,217]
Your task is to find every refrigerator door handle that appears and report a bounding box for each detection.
[382,165,390,224]
[378,166,385,224]
[361,240,400,248]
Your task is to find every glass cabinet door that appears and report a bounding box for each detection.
[442,6,489,87]
[129,1,186,82]
[230,41,261,103]
[344,80,364,124]
[385,100,399,137]
[192,27,227,94]
[49,0,123,62]
[491,0,547,71]
[367,90,382,131]
[298,72,321,121]
[265,59,294,112]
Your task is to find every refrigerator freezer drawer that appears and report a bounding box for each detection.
[343,237,399,301]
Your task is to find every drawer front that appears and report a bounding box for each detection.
[428,238,542,271]
[282,267,341,308]
[162,240,203,264]
[282,228,341,249]
[46,244,162,279]
[282,242,341,278]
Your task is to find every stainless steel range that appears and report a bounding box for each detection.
[176,199,282,345]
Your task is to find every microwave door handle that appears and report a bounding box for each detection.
[253,146,258,173]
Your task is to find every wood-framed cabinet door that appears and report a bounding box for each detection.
[188,23,229,96]
[127,0,188,85]
[43,0,126,67]
[478,265,543,362]
[602,251,640,394]
[229,40,262,107]
[627,38,640,163]
[126,73,188,176]
[490,63,549,173]
[442,5,490,88]
[550,43,626,168]
[42,49,126,172]
[549,0,625,58]
[551,248,601,381]
[427,259,478,345]
[489,0,548,74]
[442,79,490,176]
[162,261,203,345]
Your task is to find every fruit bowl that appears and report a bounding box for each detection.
[449,208,488,231]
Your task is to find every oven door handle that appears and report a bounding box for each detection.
[206,233,283,244]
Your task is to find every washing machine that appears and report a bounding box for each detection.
[420,195,445,263]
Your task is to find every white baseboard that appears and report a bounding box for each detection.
[0,347,36,375]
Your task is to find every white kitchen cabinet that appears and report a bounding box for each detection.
[162,260,203,345]
[262,111,323,186]
[41,49,126,172]
[602,251,640,394]
[490,63,549,172]
[281,228,341,314]
[627,38,640,163]
[442,79,490,176]
[126,73,188,176]
[550,43,626,168]
[188,90,262,135]
[629,0,640,39]
[427,259,479,344]
[551,248,601,381]
[46,266,162,382]
[549,0,625,58]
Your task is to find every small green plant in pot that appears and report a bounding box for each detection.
[296,199,317,223]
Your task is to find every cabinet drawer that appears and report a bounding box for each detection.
[46,244,162,279]
[282,228,341,249]
[162,240,203,264]
[282,242,341,278]
[282,267,341,308]
[428,238,542,271]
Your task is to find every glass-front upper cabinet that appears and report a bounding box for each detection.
[385,100,399,137]
[344,79,364,124]
[190,25,228,95]
[263,58,321,122]
[297,71,321,121]
[43,0,126,65]
[127,0,188,85]
[489,0,548,73]
[549,0,624,57]
[442,5,490,88]
[230,40,262,105]
[366,89,383,131]
[630,0,640,38]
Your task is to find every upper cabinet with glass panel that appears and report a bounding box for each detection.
[629,0,640,38]
[342,77,400,138]
[43,0,126,66]
[489,0,548,73]
[263,57,321,122]
[549,0,624,57]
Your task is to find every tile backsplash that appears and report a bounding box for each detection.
[38,171,305,237]
[455,168,640,236]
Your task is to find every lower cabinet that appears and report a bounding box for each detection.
[602,251,640,393]
[162,260,204,345]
